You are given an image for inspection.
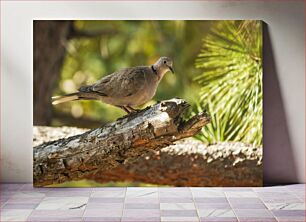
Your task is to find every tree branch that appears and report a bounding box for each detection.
[33,99,210,186]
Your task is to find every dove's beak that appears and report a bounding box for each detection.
[168,66,174,74]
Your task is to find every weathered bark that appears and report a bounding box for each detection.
[90,139,262,187]
[33,99,210,186]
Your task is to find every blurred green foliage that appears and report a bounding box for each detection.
[53,20,210,124]
[194,21,262,146]
[53,20,262,146]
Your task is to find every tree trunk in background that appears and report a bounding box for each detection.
[33,21,72,125]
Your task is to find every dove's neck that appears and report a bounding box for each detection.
[152,64,168,80]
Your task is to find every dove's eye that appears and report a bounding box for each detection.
[163,61,167,64]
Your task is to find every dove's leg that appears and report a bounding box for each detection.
[127,106,139,112]
[116,105,130,113]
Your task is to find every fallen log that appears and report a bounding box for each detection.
[33,99,210,186]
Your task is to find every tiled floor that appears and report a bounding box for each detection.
[0,184,305,222]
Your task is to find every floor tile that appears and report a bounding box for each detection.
[20,184,53,193]
[86,202,123,209]
[122,209,160,217]
[191,189,225,197]
[83,209,123,217]
[228,197,262,204]
[122,217,161,221]
[292,191,305,200]
[10,191,46,199]
[161,209,198,217]
[291,191,305,197]
[125,197,159,203]
[253,187,289,193]
[160,197,194,203]
[160,188,190,192]
[234,209,274,218]
[44,188,92,191]
[159,191,193,197]
[88,197,124,203]
[237,218,277,222]
[1,183,306,222]
[265,202,305,210]
[0,209,32,221]
[29,209,84,217]
[159,188,192,197]
[91,189,125,198]
[276,217,306,222]
[194,197,228,203]
[1,191,16,199]
[225,191,258,198]
[126,188,158,198]
[160,203,196,210]
[230,203,266,209]
[83,217,121,222]
[257,192,301,203]
[198,209,235,217]
[1,184,24,191]
[200,217,238,222]
[45,191,91,197]
[1,196,10,205]
[261,197,302,204]
[7,197,44,204]
[36,196,88,210]
[285,184,305,190]
[196,203,231,209]
[2,203,39,209]
[223,187,253,191]
[125,203,160,209]
[161,216,199,222]
[271,209,305,217]
[27,216,83,221]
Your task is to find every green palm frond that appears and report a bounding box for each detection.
[195,20,262,146]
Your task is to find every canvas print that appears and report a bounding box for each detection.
[33,20,263,187]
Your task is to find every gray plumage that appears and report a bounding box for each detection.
[52,57,174,113]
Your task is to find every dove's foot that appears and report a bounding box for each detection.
[116,106,131,114]
[116,105,140,115]
[127,106,139,113]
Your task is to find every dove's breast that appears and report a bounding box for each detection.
[100,69,160,107]
[128,77,159,106]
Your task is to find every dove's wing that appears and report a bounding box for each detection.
[91,66,148,98]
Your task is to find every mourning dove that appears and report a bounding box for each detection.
[52,57,174,113]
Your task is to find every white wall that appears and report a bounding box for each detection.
[1,1,305,184]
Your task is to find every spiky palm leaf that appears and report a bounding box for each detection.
[195,20,262,146]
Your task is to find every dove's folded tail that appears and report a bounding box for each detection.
[52,91,101,105]
[52,93,80,105]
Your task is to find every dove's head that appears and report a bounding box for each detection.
[153,57,174,77]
